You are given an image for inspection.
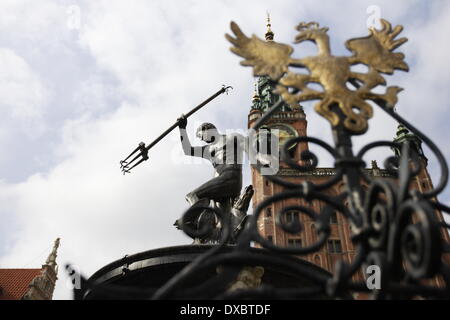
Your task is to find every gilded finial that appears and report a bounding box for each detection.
[265,12,274,41]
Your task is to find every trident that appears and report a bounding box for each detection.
[120,85,233,174]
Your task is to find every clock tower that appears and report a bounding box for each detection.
[247,19,367,281]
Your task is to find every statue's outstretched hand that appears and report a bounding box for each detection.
[177,114,187,129]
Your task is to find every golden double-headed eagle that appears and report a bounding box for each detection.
[226,19,409,134]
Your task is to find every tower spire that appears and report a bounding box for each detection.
[252,82,260,102]
[22,238,61,299]
[391,106,426,163]
[265,12,274,41]
[45,238,60,269]
[392,124,426,160]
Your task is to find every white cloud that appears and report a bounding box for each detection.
[0,48,49,177]
[0,48,48,119]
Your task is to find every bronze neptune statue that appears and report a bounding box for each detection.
[174,115,257,244]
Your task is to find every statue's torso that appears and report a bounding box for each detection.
[205,134,245,174]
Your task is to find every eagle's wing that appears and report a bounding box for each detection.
[225,21,294,81]
[346,19,408,74]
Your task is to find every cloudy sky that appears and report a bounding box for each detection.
[0,0,450,299]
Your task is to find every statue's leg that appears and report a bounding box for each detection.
[174,182,213,230]
[177,169,242,243]
[180,175,227,242]
[211,198,234,243]
[189,169,242,203]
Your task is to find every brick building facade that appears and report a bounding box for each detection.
[247,22,450,291]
